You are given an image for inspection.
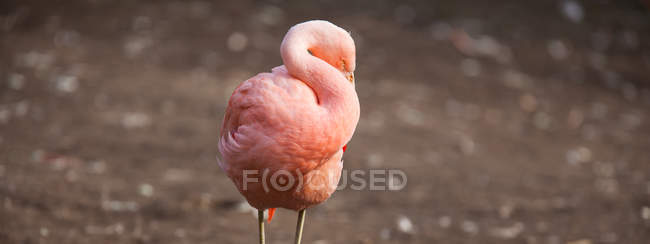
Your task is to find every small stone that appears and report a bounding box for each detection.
[199,193,214,211]
[121,112,151,129]
[235,200,257,218]
[589,52,607,70]
[566,146,591,166]
[431,22,452,41]
[641,206,650,220]
[20,51,54,71]
[14,101,29,117]
[53,30,81,47]
[200,51,222,70]
[257,5,284,26]
[593,161,615,178]
[461,220,479,235]
[594,178,619,195]
[188,1,212,19]
[4,197,13,210]
[450,29,474,55]
[379,228,391,240]
[84,225,104,235]
[621,31,638,49]
[40,227,49,237]
[396,215,415,234]
[620,113,642,130]
[484,108,503,125]
[124,36,153,58]
[174,228,186,238]
[503,70,532,90]
[112,223,125,235]
[547,40,569,60]
[55,75,79,93]
[132,16,152,31]
[32,149,45,162]
[366,153,384,167]
[230,199,250,211]
[65,170,79,182]
[600,232,617,243]
[458,135,476,156]
[489,222,524,239]
[139,183,154,197]
[495,46,513,63]
[227,32,248,52]
[438,216,452,228]
[423,151,441,166]
[499,203,515,219]
[396,103,424,126]
[581,125,600,141]
[551,197,570,210]
[88,161,106,174]
[163,168,192,182]
[102,200,138,212]
[364,110,386,131]
[463,103,482,121]
[547,235,561,244]
[0,107,10,124]
[445,99,464,118]
[591,102,608,119]
[621,82,637,101]
[533,112,553,130]
[561,0,584,23]
[8,73,25,90]
[601,71,619,89]
[519,94,538,112]
[567,239,592,244]
[567,109,584,129]
[460,58,481,77]
[474,36,501,57]
[526,236,539,244]
[536,221,549,232]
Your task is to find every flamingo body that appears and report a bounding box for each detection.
[218,20,360,211]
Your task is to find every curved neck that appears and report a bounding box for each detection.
[280,32,351,109]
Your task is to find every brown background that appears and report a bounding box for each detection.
[1,0,649,243]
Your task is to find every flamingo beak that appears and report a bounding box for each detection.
[345,71,354,83]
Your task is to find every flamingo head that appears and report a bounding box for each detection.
[282,20,356,83]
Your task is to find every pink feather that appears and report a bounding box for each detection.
[218,20,360,211]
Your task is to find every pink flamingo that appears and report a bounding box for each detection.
[218,20,359,243]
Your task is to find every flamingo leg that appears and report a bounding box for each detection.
[293,209,306,244]
[258,209,265,244]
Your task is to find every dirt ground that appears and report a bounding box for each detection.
[1,0,650,243]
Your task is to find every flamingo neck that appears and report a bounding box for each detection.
[280,33,352,110]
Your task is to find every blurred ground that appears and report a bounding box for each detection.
[1,0,650,243]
